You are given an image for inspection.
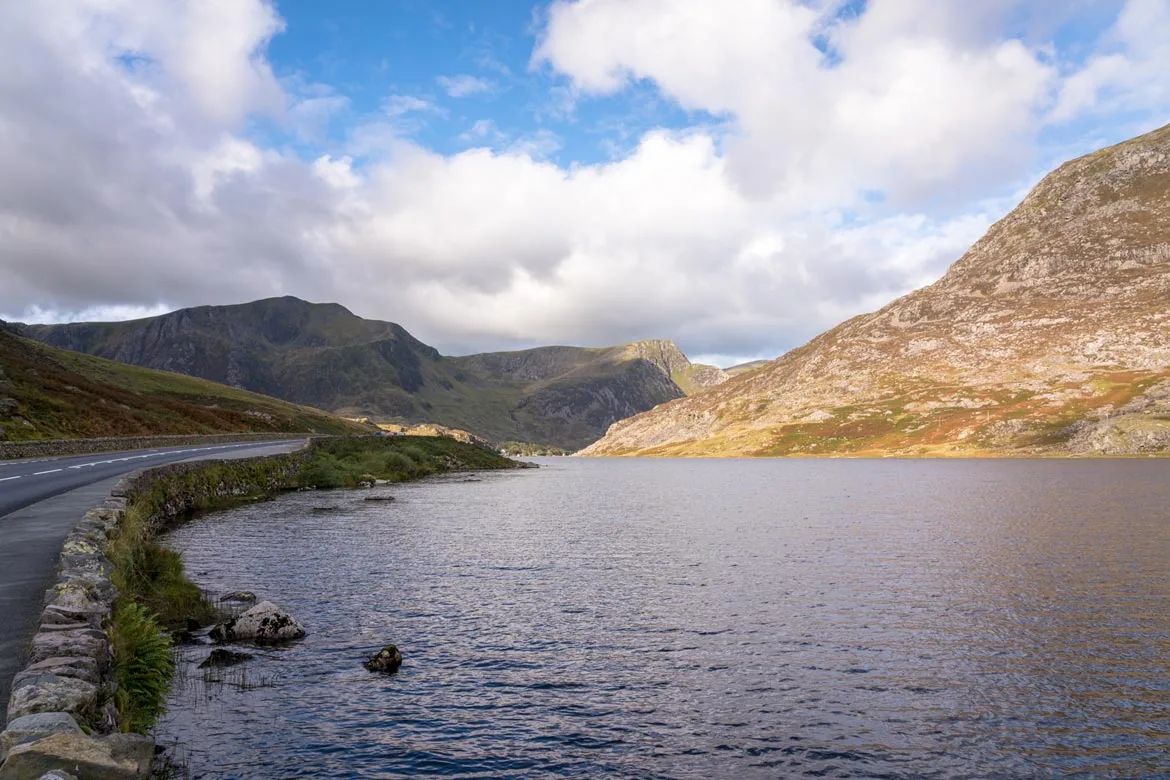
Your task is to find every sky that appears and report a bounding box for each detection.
[1,1,1167,365]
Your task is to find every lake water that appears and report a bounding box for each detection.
[155,458,1170,778]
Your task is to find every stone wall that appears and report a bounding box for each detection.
[0,432,310,461]
[0,444,312,778]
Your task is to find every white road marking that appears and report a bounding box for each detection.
[1,440,293,478]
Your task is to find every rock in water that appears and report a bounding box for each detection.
[209,601,304,645]
[220,591,257,603]
[364,644,403,673]
[197,649,254,669]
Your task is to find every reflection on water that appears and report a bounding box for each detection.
[156,458,1170,778]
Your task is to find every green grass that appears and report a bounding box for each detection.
[0,328,368,441]
[298,436,519,488]
[110,602,175,734]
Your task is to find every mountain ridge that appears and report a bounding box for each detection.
[16,298,728,450]
[583,123,1170,457]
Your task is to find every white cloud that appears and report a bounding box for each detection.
[1,0,1167,364]
[436,74,496,98]
[1052,0,1170,122]
[534,0,1056,205]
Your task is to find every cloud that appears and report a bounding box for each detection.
[436,74,497,98]
[1051,0,1170,122]
[533,0,1056,206]
[1,0,1167,365]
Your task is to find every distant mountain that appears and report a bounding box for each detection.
[583,123,1170,457]
[17,298,727,450]
[0,325,366,441]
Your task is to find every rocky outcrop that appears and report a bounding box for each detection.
[209,602,305,645]
[584,123,1170,457]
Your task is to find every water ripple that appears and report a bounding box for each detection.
[156,459,1170,778]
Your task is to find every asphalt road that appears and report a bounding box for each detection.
[0,439,306,719]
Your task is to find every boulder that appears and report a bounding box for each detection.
[363,495,395,502]
[209,601,304,645]
[0,733,153,780]
[355,474,377,488]
[40,607,102,632]
[27,630,108,671]
[219,591,256,603]
[363,644,403,673]
[0,398,18,418]
[35,771,77,780]
[6,676,97,723]
[197,649,253,669]
[14,657,99,687]
[0,713,82,763]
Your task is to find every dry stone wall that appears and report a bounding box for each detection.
[0,444,312,778]
[0,432,308,461]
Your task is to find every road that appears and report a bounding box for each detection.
[0,439,306,719]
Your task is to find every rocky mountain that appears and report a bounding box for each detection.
[583,123,1170,457]
[17,298,726,450]
[0,324,367,441]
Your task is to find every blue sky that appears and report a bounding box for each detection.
[1,0,1168,363]
[265,0,715,168]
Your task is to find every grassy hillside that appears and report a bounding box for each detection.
[0,326,368,440]
[18,298,726,450]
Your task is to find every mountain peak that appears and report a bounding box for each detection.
[583,122,1170,457]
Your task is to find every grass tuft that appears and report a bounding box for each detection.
[111,601,175,733]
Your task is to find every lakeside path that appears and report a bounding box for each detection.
[0,439,306,719]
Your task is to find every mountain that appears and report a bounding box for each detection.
[724,360,770,377]
[583,123,1170,457]
[0,324,367,441]
[17,298,727,450]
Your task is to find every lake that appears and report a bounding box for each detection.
[155,458,1170,778]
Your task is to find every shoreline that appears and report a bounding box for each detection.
[0,436,521,777]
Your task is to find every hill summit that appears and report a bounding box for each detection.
[584,123,1170,457]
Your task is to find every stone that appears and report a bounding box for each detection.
[0,398,18,418]
[355,474,377,488]
[363,644,403,673]
[219,591,256,603]
[40,607,102,631]
[43,584,107,618]
[14,657,99,687]
[5,676,97,723]
[0,713,82,762]
[363,495,396,502]
[0,733,153,780]
[54,573,115,607]
[27,630,108,670]
[36,771,77,780]
[197,649,254,669]
[209,601,305,645]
